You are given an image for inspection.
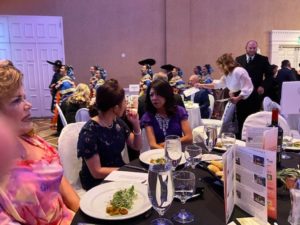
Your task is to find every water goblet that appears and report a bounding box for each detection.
[221,132,236,151]
[282,135,293,160]
[172,171,196,224]
[184,144,203,169]
[148,161,174,225]
[204,125,217,152]
[165,135,182,171]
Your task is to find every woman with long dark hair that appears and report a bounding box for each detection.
[141,79,192,149]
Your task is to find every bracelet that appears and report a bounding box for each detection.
[133,129,142,136]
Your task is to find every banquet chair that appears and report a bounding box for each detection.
[56,104,67,127]
[241,111,291,141]
[58,122,86,197]
[75,108,90,122]
[263,97,281,112]
[208,94,215,119]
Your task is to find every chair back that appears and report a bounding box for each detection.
[208,94,215,119]
[56,104,68,127]
[75,108,90,122]
[58,122,86,196]
[263,97,281,112]
[241,111,291,140]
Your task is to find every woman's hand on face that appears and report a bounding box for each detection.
[126,108,139,125]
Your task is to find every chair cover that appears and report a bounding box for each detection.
[208,94,215,119]
[75,108,90,122]
[56,103,67,127]
[241,111,291,140]
[263,96,281,112]
[58,122,86,196]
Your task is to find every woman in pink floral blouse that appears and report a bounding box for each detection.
[0,64,79,224]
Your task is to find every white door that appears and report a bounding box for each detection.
[0,17,11,59]
[278,47,300,68]
[0,15,65,117]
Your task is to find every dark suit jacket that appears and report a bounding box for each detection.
[193,90,210,119]
[276,67,297,102]
[236,54,272,92]
[138,94,185,119]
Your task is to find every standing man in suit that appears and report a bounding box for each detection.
[236,40,272,113]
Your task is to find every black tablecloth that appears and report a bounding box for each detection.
[71,151,300,225]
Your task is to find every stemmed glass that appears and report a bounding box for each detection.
[148,161,174,225]
[204,125,217,152]
[282,135,293,160]
[184,144,203,169]
[221,132,236,151]
[173,171,196,223]
[165,135,182,171]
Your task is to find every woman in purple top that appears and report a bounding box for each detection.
[141,79,192,149]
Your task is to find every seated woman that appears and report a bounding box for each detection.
[77,79,142,190]
[0,65,79,224]
[141,79,193,149]
[57,83,91,133]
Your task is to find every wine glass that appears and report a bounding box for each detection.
[184,144,203,169]
[204,125,217,152]
[282,135,293,160]
[148,161,174,225]
[165,135,182,171]
[173,171,196,223]
[221,132,236,150]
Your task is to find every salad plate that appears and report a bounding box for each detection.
[80,181,151,220]
[139,149,186,165]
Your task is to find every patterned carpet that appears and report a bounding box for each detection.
[33,118,58,148]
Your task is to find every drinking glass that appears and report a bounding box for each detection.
[282,135,293,160]
[221,132,236,150]
[184,144,203,169]
[165,135,182,171]
[148,161,174,225]
[173,171,196,224]
[204,125,217,152]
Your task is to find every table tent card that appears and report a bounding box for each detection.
[223,144,276,224]
[246,127,278,219]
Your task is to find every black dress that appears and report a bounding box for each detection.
[77,118,130,190]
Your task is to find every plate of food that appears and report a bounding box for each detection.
[283,137,300,151]
[213,139,246,151]
[139,149,186,165]
[80,182,151,220]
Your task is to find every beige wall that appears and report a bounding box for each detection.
[1,0,300,86]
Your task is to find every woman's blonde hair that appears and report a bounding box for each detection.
[68,83,90,104]
[0,65,23,107]
[216,53,238,75]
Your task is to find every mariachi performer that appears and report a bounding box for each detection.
[138,58,155,95]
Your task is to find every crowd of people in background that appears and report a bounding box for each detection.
[1,38,300,223]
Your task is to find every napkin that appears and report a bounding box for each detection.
[201,154,222,161]
[104,171,148,184]
[236,217,270,225]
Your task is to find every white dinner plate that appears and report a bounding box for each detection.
[214,140,246,151]
[80,181,151,220]
[284,138,300,151]
[139,149,186,165]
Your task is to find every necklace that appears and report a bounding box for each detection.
[98,115,114,129]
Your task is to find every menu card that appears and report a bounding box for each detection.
[246,127,278,219]
[183,87,199,97]
[224,145,276,224]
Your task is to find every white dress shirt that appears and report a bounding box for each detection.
[213,67,253,99]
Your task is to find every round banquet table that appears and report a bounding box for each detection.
[184,102,203,129]
[71,150,299,225]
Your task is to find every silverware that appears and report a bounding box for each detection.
[174,193,200,200]
[123,165,148,172]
